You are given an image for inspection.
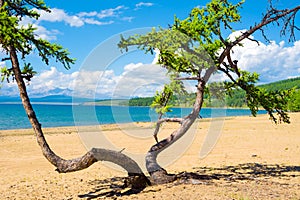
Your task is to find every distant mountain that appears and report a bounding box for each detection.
[0,95,94,104]
[31,95,73,103]
[0,96,21,103]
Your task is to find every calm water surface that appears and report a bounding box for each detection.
[0,103,266,130]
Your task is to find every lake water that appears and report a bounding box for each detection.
[0,103,267,130]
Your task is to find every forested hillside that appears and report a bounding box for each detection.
[225,77,300,111]
[128,77,300,111]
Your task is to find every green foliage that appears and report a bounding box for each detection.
[245,86,292,123]
[119,28,190,55]
[258,77,300,113]
[174,0,244,62]
[288,89,300,111]
[225,77,300,110]
[253,79,298,114]
[0,66,13,82]
[129,97,154,106]
[119,0,297,124]
[33,39,75,69]
[21,63,36,75]
[1,62,37,82]
[0,0,75,82]
[118,0,247,116]
[151,85,173,115]
[223,71,293,123]
[225,89,246,107]
[21,63,37,81]
[206,81,226,101]
[119,28,210,75]
[5,0,49,19]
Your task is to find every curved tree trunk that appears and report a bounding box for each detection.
[8,45,150,188]
[146,78,206,184]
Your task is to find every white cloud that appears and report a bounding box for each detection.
[19,6,130,40]
[0,61,5,67]
[228,31,300,83]
[112,63,167,98]
[152,49,160,64]
[28,67,77,96]
[32,24,60,40]
[97,5,126,19]
[78,11,98,17]
[135,2,154,10]
[75,63,168,99]
[123,62,143,72]
[210,30,300,84]
[19,17,60,40]
[0,62,169,99]
[16,3,155,40]
[72,69,118,98]
[36,8,84,27]
[121,16,134,22]
[83,18,114,26]
[77,6,127,20]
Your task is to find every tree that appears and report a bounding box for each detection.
[0,0,149,189]
[0,0,299,188]
[119,0,300,183]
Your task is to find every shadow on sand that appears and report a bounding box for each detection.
[78,163,300,199]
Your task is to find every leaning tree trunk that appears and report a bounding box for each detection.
[146,78,206,184]
[8,45,150,188]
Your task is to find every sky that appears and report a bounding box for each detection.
[0,0,300,98]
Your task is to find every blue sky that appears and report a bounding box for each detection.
[1,0,300,98]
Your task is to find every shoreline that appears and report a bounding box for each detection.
[0,112,254,133]
[0,111,293,133]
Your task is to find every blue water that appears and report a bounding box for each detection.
[0,103,267,130]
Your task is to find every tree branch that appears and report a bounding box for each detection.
[219,5,300,65]
[226,52,240,77]
[146,79,206,184]
[174,76,201,80]
[203,66,216,83]
[1,57,11,61]
[218,65,238,85]
[234,6,300,46]
[153,117,183,142]
[246,36,260,46]
[8,44,150,188]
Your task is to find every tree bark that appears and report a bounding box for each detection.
[146,78,206,184]
[8,45,150,188]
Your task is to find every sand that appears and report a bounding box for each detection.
[0,113,300,199]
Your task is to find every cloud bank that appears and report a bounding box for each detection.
[19,2,154,40]
[1,31,299,98]
[34,6,128,27]
[229,30,300,83]
[0,62,168,99]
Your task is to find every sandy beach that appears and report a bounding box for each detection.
[0,113,300,199]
